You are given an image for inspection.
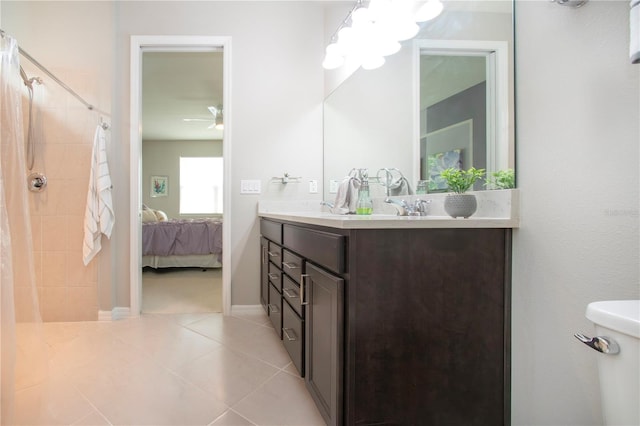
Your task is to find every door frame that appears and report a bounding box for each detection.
[413,39,510,179]
[129,35,232,316]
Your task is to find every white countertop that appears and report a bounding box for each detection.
[258,189,520,230]
[258,211,518,229]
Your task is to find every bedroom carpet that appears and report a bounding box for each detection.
[142,267,222,314]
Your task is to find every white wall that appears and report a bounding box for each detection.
[2,1,325,311]
[512,1,639,424]
[114,1,325,307]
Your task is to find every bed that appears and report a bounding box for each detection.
[141,209,223,269]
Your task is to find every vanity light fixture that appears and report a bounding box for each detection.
[322,0,444,71]
[551,0,588,7]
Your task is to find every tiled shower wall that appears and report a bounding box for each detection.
[25,66,102,321]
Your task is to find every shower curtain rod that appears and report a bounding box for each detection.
[1,29,109,123]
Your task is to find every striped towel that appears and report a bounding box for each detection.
[82,125,114,265]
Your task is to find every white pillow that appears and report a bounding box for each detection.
[154,210,168,221]
[141,209,157,223]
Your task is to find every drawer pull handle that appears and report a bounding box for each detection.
[267,251,280,258]
[300,274,310,306]
[268,304,280,314]
[282,262,299,270]
[283,327,297,341]
[283,288,298,299]
[268,273,280,281]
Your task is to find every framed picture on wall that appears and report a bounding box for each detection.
[150,175,168,197]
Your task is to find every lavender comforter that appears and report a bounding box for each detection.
[142,219,222,256]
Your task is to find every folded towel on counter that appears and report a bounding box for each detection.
[330,176,360,214]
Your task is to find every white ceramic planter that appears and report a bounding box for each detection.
[444,194,477,218]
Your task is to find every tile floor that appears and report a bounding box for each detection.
[12,311,326,426]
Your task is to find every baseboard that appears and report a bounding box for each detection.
[231,304,264,315]
[98,307,131,321]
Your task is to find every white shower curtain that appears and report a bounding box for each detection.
[0,32,48,425]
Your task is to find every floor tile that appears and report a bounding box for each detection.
[175,346,279,406]
[11,313,325,426]
[233,371,326,426]
[210,409,256,425]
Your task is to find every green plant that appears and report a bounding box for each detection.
[485,168,515,190]
[440,167,485,194]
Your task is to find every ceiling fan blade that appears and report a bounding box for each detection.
[183,118,213,122]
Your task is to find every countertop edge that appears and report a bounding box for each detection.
[258,211,519,229]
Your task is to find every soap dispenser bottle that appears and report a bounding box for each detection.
[356,180,373,215]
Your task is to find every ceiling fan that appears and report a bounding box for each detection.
[183,105,223,130]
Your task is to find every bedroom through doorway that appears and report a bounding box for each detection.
[138,45,225,314]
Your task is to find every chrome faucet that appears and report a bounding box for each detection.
[385,198,431,216]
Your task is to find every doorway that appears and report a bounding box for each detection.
[130,36,232,316]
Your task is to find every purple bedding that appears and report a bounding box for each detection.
[142,219,222,256]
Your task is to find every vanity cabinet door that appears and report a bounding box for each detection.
[260,237,269,311]
[268,283,282,339]
[304,262,344,426]
[282,300,304,375]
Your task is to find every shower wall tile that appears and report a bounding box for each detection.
[66,215,85,253]
[67,252,97,286]
[67,181,89,215]
[42,252,66,287]
[40,107,69,145]
[26,66,101,322]
[30,214,42,249]
[42,215,68,251]
[41,286,69,322]
[67,286,98,321]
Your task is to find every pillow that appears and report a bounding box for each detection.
[154,210,168,222]
[141,209,157,223]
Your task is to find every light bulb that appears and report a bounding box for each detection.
[322,44,344,69]
[361,55,385,70]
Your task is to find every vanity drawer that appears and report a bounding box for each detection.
[283,225,346,274]
[261,219,282,244]
[282,249,304,283]
[268,262,282,292]
[268,283,282,339]
[267,241,282,268]
[282,300,304,376]
[282,274,302,317]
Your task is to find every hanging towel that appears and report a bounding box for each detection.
[388,177,413,196]
[330,176,360,215]
[83,125,114,265]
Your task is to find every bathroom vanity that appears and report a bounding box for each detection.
[259,211,514,426]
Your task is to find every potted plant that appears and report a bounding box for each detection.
[485,168,515,190]
[440,167,485,218]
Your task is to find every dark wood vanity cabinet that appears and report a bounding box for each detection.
[259,218,512,426]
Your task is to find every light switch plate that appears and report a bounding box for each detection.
[329,180,340,194]
[240,179,261,194]
[309,180,318,193]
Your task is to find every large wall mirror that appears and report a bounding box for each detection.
[323,1,514,200]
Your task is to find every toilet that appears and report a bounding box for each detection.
[584,300,640,426]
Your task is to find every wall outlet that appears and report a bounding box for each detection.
[329,180,340,194]
[240,179,261,194]
[309,180,318,193]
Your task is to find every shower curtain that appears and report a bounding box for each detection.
[1,33,48,425]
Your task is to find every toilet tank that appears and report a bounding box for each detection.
[586,300,640,426]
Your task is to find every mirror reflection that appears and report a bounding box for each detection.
[323,1,514,200]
